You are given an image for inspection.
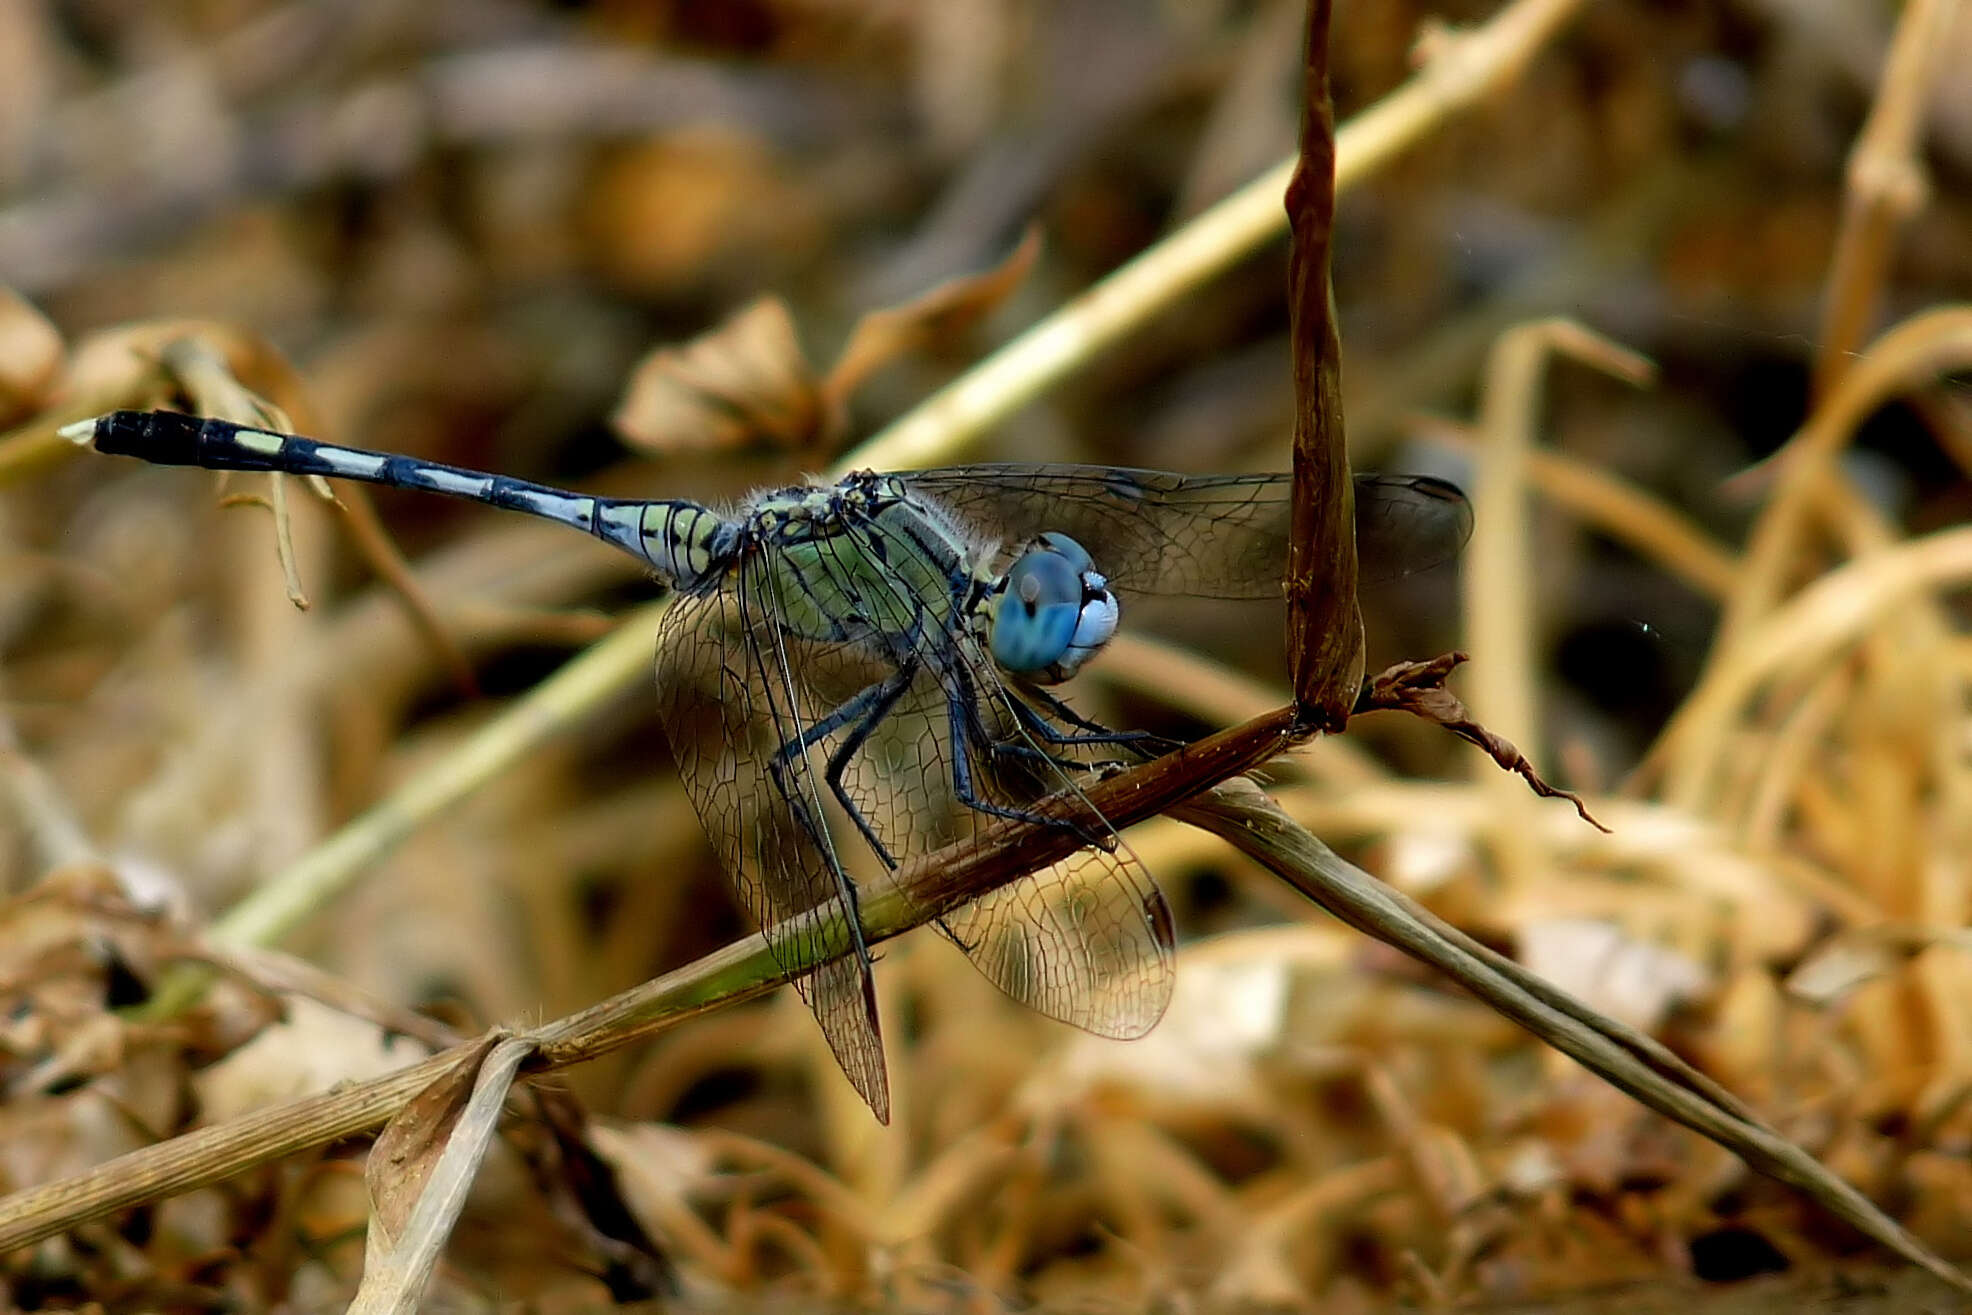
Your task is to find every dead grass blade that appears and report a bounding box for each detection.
[1812,0,1962,400]
[1418,421,1739,601]
[1170,779,1972,1295]
[1658,524,1972,812]
[350,1035,536,1314]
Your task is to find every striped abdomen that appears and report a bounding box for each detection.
[82,410,729,587]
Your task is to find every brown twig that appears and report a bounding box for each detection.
[1283,0,1362,732]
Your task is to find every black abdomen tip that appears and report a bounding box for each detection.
[91,410,206,465]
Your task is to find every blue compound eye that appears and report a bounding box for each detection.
[989,534,1119,683]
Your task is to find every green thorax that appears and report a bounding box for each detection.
[735,476,987,647]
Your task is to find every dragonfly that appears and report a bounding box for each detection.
[67,408,1471,1121]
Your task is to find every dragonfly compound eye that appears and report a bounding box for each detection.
[989,532,1119,683]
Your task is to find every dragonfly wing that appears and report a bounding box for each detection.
[938,844,1176,1039]
[652,570,891,1122]
[901,465,1470,597]
[839,654,1179,1037]
[1352,473,1474,588]
[805,515,1177,1035]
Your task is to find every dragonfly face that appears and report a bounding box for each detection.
[986,532,1120,684]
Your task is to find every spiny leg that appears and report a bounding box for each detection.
[941,658,1111,850]
[998,698,1169,773]
[767,662,919,870]
[819,661,925,869]
[963,686,1173,778]
[738,567,882,984]
[1014,684,1181,756]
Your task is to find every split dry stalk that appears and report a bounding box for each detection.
[1283,0,1361,729]
[1812,0,1960,400]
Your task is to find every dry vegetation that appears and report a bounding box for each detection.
[1,0,1971,1311]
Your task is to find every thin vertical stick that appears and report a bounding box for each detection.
[1284,0,1362,731]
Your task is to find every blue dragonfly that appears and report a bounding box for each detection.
[69,409,1470,1120]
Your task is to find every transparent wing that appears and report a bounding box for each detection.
[937,814,1176,1038]
[804,516,1177,1039]
[652,566,891,1122]
[900,465,1471,598]
[816,644,1176,1038]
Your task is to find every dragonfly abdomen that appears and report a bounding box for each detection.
[76,409,729,588]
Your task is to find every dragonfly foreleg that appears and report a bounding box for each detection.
[941,661,1109,850]
[1014,685,1182,756]
[820,664,926,870]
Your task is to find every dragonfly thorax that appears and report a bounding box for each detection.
[729,477,977,651]
[986,531,1119,684]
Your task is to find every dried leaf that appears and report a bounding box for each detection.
[195,996,427,1125]
[822,224,1042,406]
[1518,918,1709,1030]
[584,128,816,295]
[513,1087,673,1300]
[585,1124,732,1281]
[61,319,309,423]
[1786,930,1919,1005]
[1355,652,1609,831]
[611,230,1042,457]
[611,297,824,454]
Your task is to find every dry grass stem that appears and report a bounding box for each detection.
[1812,0,1961,399]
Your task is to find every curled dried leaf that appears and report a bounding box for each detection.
[612,297,824,455]
[611,229,1043,457]
[1355,652,1609,831]
[61,319,311,427]
[822,224,1043,407]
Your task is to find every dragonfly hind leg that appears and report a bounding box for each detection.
[768,661,920,871]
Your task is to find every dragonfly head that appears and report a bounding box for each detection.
[987,532,1119,684]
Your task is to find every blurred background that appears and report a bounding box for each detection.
[2,0,1971,1310]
